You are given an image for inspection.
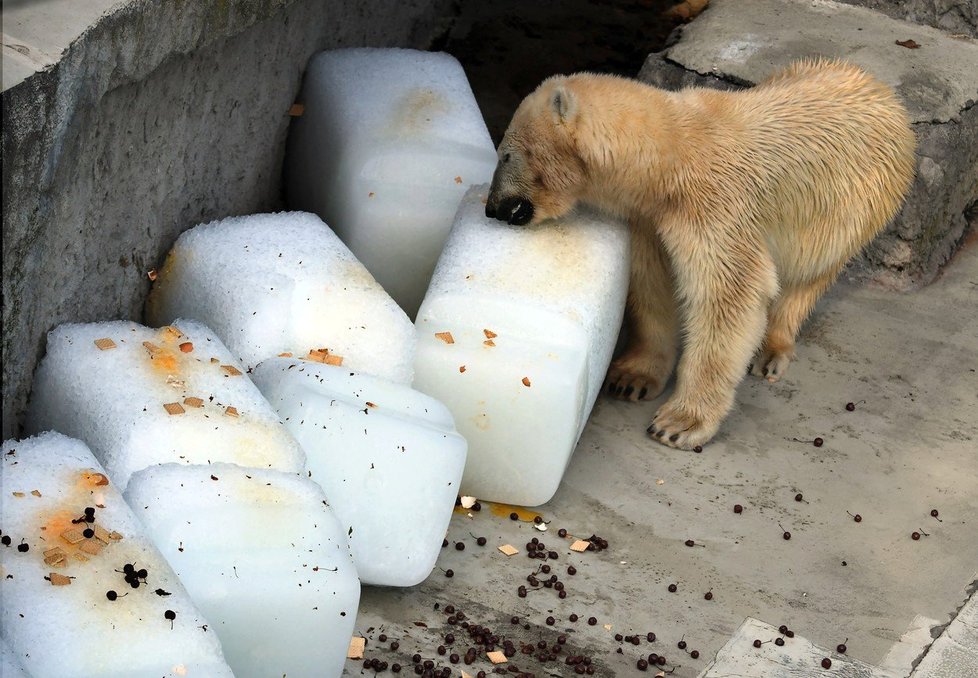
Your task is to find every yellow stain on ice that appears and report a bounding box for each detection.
[487,502,541,523]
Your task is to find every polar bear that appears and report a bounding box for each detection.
[484,59,915,450]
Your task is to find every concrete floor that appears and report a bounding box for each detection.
[345,235,978,677]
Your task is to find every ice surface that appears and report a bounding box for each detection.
[0,432,234,678]
[252,357,467,586]
[26,320,304,490]
[1,638,30,678]
[413,186,630,506]
[285,48,498,318]
[146,211,416,383]
[124,463,360,678]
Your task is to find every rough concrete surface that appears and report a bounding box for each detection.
[836,0,977,38]
[639,0,978,290]
[1,0,451,440]
[910,582,978,676]
[345,238,978,676]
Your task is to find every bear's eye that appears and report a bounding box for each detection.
[502,153,511,163]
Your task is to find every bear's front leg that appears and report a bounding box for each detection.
[647,219,776,450]
[606,230,679,401]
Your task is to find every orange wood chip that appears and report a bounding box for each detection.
[484,340,496,347]
[73,553,89,562]
[78,540,103,556]
[163,326,184,339]
[521,377,531,387]
[486,650,508,664]
[210,357,220,364]
[324,353,343,366]
[179,342,194,353]
[435,332,455,344]
[44,547,66,559]
[183,397,204,408]
[89,473,109,486]
[569,539,590,552]
[48,572,72,586]
[108,531,123,541]
[459,365,466,373]
[483,329,497,339]
[366,402,377,409]
[278,352,293,357]
[31,490,41,497]
[147,269,158,281]
[454,175,463,184]
[497,544,519,556]
[11,492,24,497]
[221,365,243,376]
[225,406,239,418]
[142,341,161,354]
[61,528,86,545]
[306,349,328,363]
[164,402,185,415]
[94,338,117,350]
[93,525,111,545]
[347,637,366,659]
[289,103,305,116]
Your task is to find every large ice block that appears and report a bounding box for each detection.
[413,186,630,506]
[26,320,304,490]
[0,432,234,678]
[146,211,416,382]
[1,640,29,678]
[252,357,467,586]
[124,463,360,678]
[285,48,498,318]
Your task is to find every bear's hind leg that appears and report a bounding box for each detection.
[750,265,842,382]
[605,232,679,402]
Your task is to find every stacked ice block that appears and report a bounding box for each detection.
[413,186,630,506]
[26,320,305,490]
[125,463,360,678]
[285,48,498,318]
[0,432,234,677]
[252,357,467,586]
[146,211,416,382]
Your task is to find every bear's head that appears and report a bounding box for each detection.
[485,76,587,226]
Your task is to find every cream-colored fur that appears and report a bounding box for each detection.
[485,60,916,450]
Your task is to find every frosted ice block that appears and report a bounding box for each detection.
[26,320,304,490]
[413,186,630,506]
[146,211,415,383]
[252,357,467,586]
[0,432,233,678]
[1,640,29,678]
[124,463,360,678]
[285,48,498,318]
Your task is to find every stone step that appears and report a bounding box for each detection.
[909,580,978,678]
[639,0,978,288]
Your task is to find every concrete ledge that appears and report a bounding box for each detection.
[1,0,449,439]
[910,580,978,677]
[639,0,978,289]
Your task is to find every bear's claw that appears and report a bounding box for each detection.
[750,348,793,383]
[647,399,718,450]
[604,354,672,402]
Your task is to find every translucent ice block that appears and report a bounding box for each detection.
[26,320,304,490]
[146,211,416,382]
[252,357,467,586]
[413,186,630,506]
[0,432,233,678]
[285,48,498,318]
[124,463,360,678]
[1,640,29,678]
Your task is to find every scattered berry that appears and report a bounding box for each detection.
[509,512,519,521]
[753,640,762,648]
[837,639,848,654]
[690,650,700,659]
[637,659,648,671]
[734,504,743,514]
[444,569,454,578]
[911,532,921,540]
[164,610,176,620]
[794,493,804,502]
[455,542,465,551]
[775,638,785,646]
[704,590,713,601]
[814,437,824,447]
[587,617,597,626]
[684,539,695,547]
[845,402,855,411]
[821,657,832,669]
[106,590,118,601]
[476,537,487,546]
[668,583,678,593]
[17,542,28,553]
[693,446,703,453]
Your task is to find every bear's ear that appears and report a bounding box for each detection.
[550,85,576,124]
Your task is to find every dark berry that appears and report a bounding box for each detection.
[778,625,788,634]
[795,493,803,502]
[845,402,855,411]
[510,512,519,521]
[164,610,176,620]
[912,531,921,540]
[614,633,623,642]
[17,542,28,553]
[137,568,148,579]
[684,539,695,547]
[546,616,555,626]
[786,630,795,638]
[84,507,96,516]
[569,614,579,622]
[533,516,543,524]
[734,504,743,514]
[437,645,446,655]
[677,640,687,650]
[455,542,465,551]
[821,658,832,669]
[783,531,791,540]
[775,638,785,646]
[693,445,703,453]
[854,514,862,522]
[814,437,824,447]
[391,642,399,651]
[690,650,700,659]
[557,528,567,538]
[668,583,677,592]
[1,535,10,546]
[837,644,847,654]
[587,617,597,626]
[704,591,713,601]
[477,537,487,546]
[442,539,449,548]
[646,633,656,642]
[753,640,762,648]
[567,565,577,575]
[106,590,118,601]
[392,664,401,673]
[637,659,648,671]
[445,569,454,578]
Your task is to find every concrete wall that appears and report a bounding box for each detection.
[1,0,452,439]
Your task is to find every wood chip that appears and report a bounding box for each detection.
[324,353,343,366]
[486,650,508,664]
[108,531,123,541]
[93,525,111,545]
[183,397,204,408]
[603,624,613,631]
[147,269,158,281]
[483,329,497,339]
[521,377,531,387]
[459,365,466,373]
[570,539,591,552]
[179,342,194,353]
[288,103,305,116]
[12,492,24,497]
[31,490,41,497]
[78,539,103,556]
[143,341,162,354]
[210,357,220,363]
[221,365,243,376]
[454,175,463,184]
[163,402,185,415]
[49,572,72,586]
[44,547,66,559]
[365,402,377,409]
[896,38,920,48]
[497,544,519,556]
[278,352,293,357]
[435,332,455,344]
[61,528,86,545]
[90,473,109,486]
[94,338,117,350]
[483,339,496,347]
[163,326,183,339]
[73,553,89,562]
[347,636,366,660]
[225,406,239,418]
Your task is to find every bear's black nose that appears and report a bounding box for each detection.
[495,196,534,225]
[485,201,497,219]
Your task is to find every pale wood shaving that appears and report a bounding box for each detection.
[183,397,204,408]
[459,365,466,373]
[497,544,519,556]
[347,637,366,659]
[11,492,24,497]
[179,342,194,353]
[163,326,184,339]
[486,650,508,664]
[278,352,293,357]
[435,332,455,344]
[147,269,158,281]
[225,406,239,418]
[454,175,463,184]
[73,553,89,562]
[78,540,103,556]
[31,490,41,497]
[288,103,305,117]
[94,338,117,350]
[93,525,111,545]
[108,531,123,541]
[61,528,85,545]
[483,329,497,339]
[521,377,531,387]
[324,353,343,366]
[142,341,161,354]
[221,365,243,376]
[163,402,185,415]
[49,572,72,586]
[483,339,495,347]
[570,540,591,552]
